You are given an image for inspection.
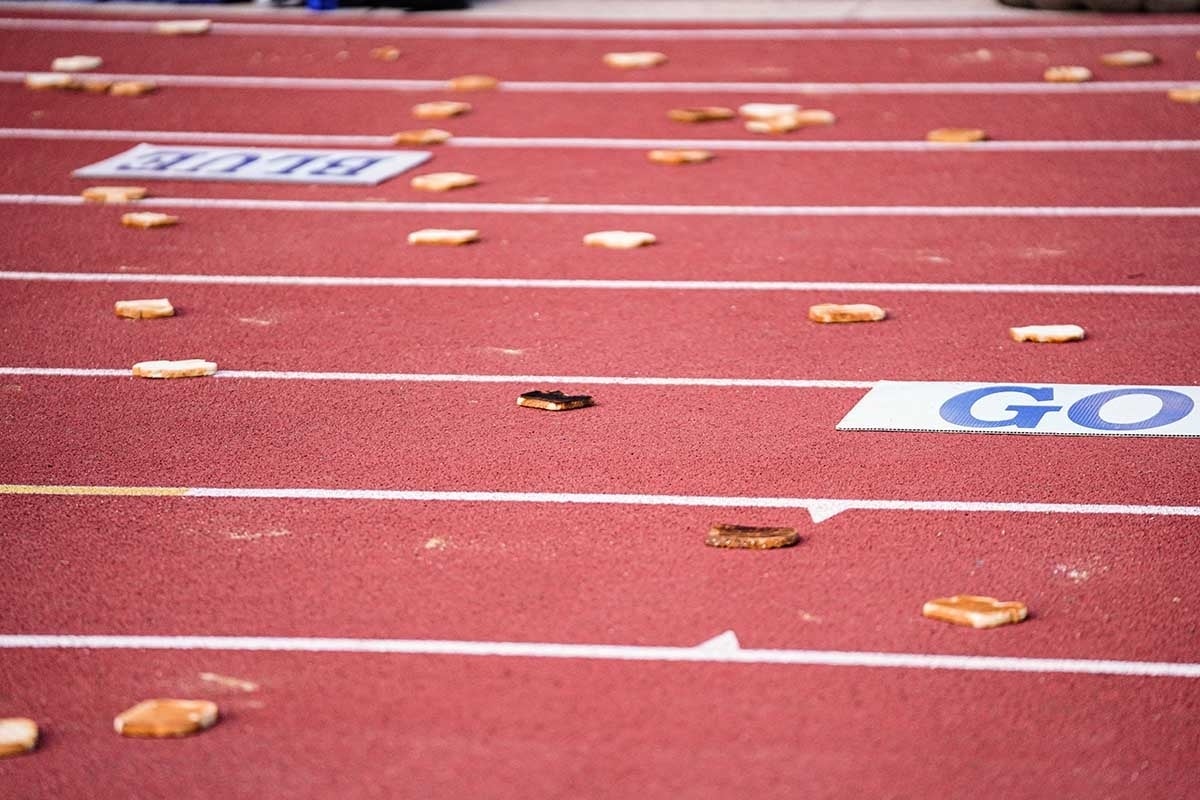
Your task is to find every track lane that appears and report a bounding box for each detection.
[1,379,1195,506]
[4,139,1200,206]
[1,206,1196,286]
[3,495,1198,663]
[2,283,1197,384]
[1,649,1198,799]
[3,12,1200,798]
[6,85,1200,141]
[7,25,1200,83]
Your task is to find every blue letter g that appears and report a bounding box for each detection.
[939,386,1062,429]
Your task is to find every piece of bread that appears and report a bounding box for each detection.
[409,171,478,191]
[121,212,178,229]
[926,127,988,143]
[83,186,148,203]
[517,390,594,411]
[1100,50,1156,67]
[24,72,80,90]
[922,595,1028,629]
[131,359,216,379]
[52,55,103,72]
[80,79,113,93]
[1044,65,1092,83]
[155,19,212,36]
[738,102,800,120]
[808,303,886,323]
[448,74,499,91]
[115,298,175,319]
[705,523,800,550]
[114,699,219,738]
[1009,324,1085,343]
[582,230,656,249]
[667,106,735,123]
[369,46,401,61]
[412,100,470,119]
[407,228,480,245]
[109,81,157,97]
[392,128,452,145]
[746,109,836,134]
[602,51,667,69]
[647,149,713,165]
[0,718,38,758]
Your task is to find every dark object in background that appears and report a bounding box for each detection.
[274,0,470,7]
[999,0,1199,9]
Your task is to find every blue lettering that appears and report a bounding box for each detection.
[939,386,1062,429]
[260,154,323,176]
[177,153,260,174]
[117,150,197,171]
[310,155,387,178]
[1067,388,1194,431]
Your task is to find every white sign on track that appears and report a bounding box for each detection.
[74,143,431,186]
[837,381,1200,437]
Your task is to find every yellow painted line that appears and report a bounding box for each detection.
[0,484,189,497]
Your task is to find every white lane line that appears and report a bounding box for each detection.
[5,194,1199,218]
[0,366,872,390]
[174,488,1200,523]
[0,71,1192,94]
[4,271,1198,296]
[0,634,1196,677]
[454,138,1200,152]
[0,127,400,147]
[3,16,1200,41]
[5,127,1200,153]
[2,481,1197,524]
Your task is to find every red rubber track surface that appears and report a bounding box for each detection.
[2,9,1200,800]
[7,25,1200,83]
[8,84,1200,141]
[1,380,1195,509]
[4,284,1200,385]
[6,138,1200,205]
[3,495,1199,661]
[2,205,1198,285]
[2,650,1197,799]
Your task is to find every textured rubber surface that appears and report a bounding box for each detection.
[3,381,1196,507]
[3,649,1198,799]
[11,85,1200,142]
[4,495,1199,660]
[2,8,1200,800]
[6,27,1200,82]
[4,284,1200,384]
[3,206,1198,285]
[11,138,1200,205]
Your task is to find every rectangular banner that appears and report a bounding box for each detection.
[837,381,1200,437]
[74,143,431,186]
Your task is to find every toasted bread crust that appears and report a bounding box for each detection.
[808,303,887,323]
[922,595,1028,629]
[412,101,471,120]
[667,106,735,123]
[0,718,38,758]
[705,523,801,550]
[114,699,219,738]
[410,171,479,192]
[603,51,668,69]
[647,149,713,165]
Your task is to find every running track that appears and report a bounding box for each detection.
[1,7,1199,799]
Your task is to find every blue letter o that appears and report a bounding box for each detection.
[1067,389,1194,431]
